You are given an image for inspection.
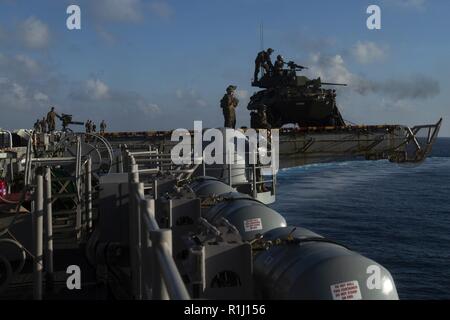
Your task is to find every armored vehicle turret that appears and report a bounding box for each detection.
[248,61,347,128]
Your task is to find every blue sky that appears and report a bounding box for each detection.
[0,0,449,135]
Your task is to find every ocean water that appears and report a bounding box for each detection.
[271,138,450,300]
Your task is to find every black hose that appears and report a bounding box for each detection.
[0,238,27,275]
[0,254,13,294]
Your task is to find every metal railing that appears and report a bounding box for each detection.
[125,147,276,200]
[0,129,13,149]
[31,157,93,299]
[126,148,199,180]
[124,143,279,300]
[0,129,15,191]
[127,155,190,300]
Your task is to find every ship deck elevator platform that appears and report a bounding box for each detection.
[103,120,442,168]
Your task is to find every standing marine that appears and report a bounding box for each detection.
[251,104,271,129]
[100,120,107,134]
[273,55,285,76]
[33,119,41,132]
[253,48,274,83]
[220,85,239,129]
[40,117,48,133]
[85,120,92,133]
[46,107,59,133]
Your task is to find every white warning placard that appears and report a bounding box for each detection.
[330,280,362,300]
[243,218,263,232]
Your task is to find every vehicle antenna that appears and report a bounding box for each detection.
[260,22,264,51]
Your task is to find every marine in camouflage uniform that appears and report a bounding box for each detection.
[40,117,47,133]
[273,55,285,76]
[220,85,239,129]
[251,104,271,129]
[46,107,58,133]
[100,120,107,133]
[33,119,41,132]
[254,48,274,82]
[250,104,271,193]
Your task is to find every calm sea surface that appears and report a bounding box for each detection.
[271,138,450,299]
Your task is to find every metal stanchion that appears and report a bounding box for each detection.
[128,163,141,299]
[252,151,257,198]
[140,199,155,299]
[228,151,232,186]
[75,137,82,241]
[135,182,144,300]
[85,158,93,232]
[150,229,170,300]
[191,246,205,299]
[118,154,124,173]
[33,171,44,300]
[44,167,54,291]
[153,180,158,200]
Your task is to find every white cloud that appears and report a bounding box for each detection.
[69,79,161,120]
[0,53,47,82]
[15,54,40,72]
[0,78,31,111]
[236,90,249,100]
[307,53,356,84]
[96,27,117,45]
[19,17,50,49]
[86,79,110,100]
[352,41,387,64]
[196,99,207,107]
[384,0,427,9]
[92,0,143,23]
[149,1,174,18]
[88,0,175,47]
[175,89,208,108]
[0,51,164,130]
[33,92,49,102]
[12,82,26,101]
[0,52,57,121]
[135,100,160,115]
[89,0,174,45]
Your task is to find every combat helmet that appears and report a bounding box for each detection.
[226,85,237,93]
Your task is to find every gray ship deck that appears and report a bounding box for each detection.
[103,121,442,167]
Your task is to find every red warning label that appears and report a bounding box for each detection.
[243,218,263,232]
[330,280,362,300]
